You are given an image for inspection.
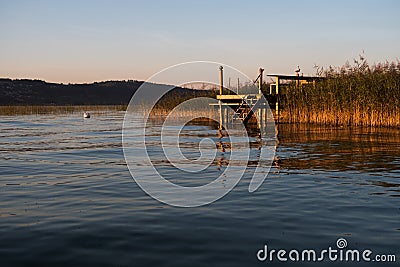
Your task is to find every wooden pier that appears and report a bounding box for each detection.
[214,66,321,129]
[213,66,270,131]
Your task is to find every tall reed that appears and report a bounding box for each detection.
[281,57,400,127]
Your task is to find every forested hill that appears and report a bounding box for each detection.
[0,78,213,105]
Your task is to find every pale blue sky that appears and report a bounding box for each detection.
[1,0,399,83]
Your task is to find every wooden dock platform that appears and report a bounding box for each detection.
[214,66,321,128]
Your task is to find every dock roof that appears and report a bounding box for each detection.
[267,74,323,81]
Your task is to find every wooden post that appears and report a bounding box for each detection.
[237,77,239,94]
[258,68,264,95]
[258,105,263,129]
[225,106,229,125]
[257,68,264,128]
[275,76,280,123]
[258,107,262,130]
[219,105,225,130]
[263,107,267,132]
[219,66,223,95]
[219,66,223,130]
[275,76,279,111]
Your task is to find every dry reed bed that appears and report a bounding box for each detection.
[281,58,400,127]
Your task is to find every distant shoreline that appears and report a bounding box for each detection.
[0,105,127,115]
[0,78,212,106]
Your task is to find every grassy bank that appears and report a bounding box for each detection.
[281,58,400,127]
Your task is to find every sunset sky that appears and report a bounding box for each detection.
[1,0,399,84]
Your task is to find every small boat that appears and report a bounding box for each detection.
[83,112,91,118]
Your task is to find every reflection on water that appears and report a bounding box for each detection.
[276,124,400,171]
[275,124,400,198]
[0,112,399,266]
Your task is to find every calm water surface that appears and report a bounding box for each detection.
[0,111,399,266]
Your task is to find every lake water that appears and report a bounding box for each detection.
[0,111,399,266]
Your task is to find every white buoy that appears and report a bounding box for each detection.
[83,112,90,118]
